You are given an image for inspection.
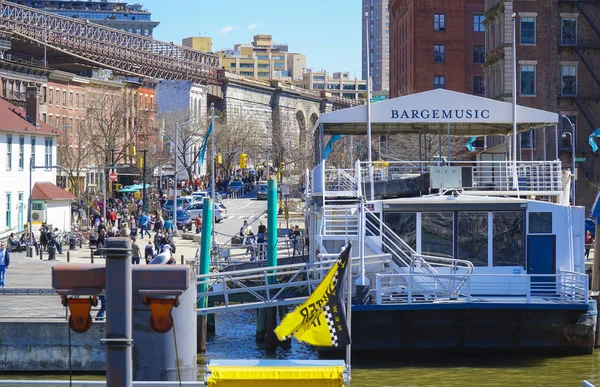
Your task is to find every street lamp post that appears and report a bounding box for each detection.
[173,119,194,236]
[561,115,576,205]
[364,12,374,201]
[102,164,129,224]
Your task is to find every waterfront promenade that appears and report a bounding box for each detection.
[0,234,202,320]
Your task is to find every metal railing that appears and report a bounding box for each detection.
[311,159,564,197]
[357,160,563,194]
[322,205,359,236]
[0,1,220,83]
[375,272,588,305]
[361,161,563,194]
[196,253,393,314]
[324,167,357,194]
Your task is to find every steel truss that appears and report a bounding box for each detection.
[0,1,220,83]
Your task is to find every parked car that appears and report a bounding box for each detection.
[187,202,228,222]
[163,197,192,211]
[192,190,223,204]
[162,208,193,231]
[256,184,268,200]
[586,218,596,237]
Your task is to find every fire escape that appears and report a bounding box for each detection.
[0,1,220,84]
[559,0,600,183]
[560,0,600,130]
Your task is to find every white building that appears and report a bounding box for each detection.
[0,91,63,236]
[155,80,209,179]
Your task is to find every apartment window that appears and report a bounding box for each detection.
[230,63,236,68]
[473,76,485,95]
[75,93,79,109]
[520,17,536,44]
[55,116,59,128]
[31,136,36,167]
[62,91,66,107]
[42,86,47,103]
[520,65,536,95]
[434,76,445,89]
[49,88,53,105]
[150,96,154,111]
[561,65,577,96]
[473,15,485,32]
[81,94,85,110]
[44,137,52,168]
[6,193,11,228]
[473,45,485,64]
[42,113,46,123]
[69,92,73,108]
[434,45,445,62]
[6,134,12,170]
[561,18,577,45]
[434,14,445,31]
[56,90,60,106]
[18,135,24,170]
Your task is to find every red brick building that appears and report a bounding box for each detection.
[389,0,486,97]
[485,0,600,211]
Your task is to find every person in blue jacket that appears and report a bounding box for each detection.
[0,241,11,288]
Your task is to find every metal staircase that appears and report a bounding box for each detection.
[0,1,220,83]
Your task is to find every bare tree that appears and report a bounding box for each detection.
[213,110,265,178]
[85,85,138,166]
[57,119,94,197]
[160,110,208,182]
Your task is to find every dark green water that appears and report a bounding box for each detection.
[3,309,600,386]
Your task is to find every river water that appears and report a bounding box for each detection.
[202,310,600,387]
[4,309,600,386]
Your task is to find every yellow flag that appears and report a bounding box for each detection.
[275,244,351,347]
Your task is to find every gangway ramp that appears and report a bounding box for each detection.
[196,253,393,314]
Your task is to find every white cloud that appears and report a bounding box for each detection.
[218,25,239,36]
[247,22,263,31]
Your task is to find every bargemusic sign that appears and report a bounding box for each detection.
[391,109,491,120]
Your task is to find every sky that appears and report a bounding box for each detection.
[140,0,363,78]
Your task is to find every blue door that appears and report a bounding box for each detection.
[527,235,556,294]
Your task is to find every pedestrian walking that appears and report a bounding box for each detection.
[0,241,11,288]
[144,240,154,264]
[585,230,594,259]
[131,237,141,265]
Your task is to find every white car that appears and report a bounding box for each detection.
[187,202,228,223]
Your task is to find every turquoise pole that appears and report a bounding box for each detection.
[198,198,214,308]
[267,178,278,284]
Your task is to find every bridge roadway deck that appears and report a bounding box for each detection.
[0,233,203,320]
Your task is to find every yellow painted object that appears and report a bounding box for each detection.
[206,360,346,387]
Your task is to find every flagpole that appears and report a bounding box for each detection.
[345,242,352,381]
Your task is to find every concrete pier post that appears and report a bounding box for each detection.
[198,198,213,354]
[103,238,133,387]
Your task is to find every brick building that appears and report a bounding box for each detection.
[389,0,485,97]
[0,60,157,194]
[485,0,600,210]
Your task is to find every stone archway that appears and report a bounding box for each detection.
[296,110,308,171]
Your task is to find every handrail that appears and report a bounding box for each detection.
[352,160,564,194]
[375,272,589,305]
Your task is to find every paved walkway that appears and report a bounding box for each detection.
[0,234,202,320]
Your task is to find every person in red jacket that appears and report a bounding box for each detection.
[107,209,117,227]
[195,214,203,234]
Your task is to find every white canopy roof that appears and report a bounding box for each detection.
[316,89,559,136]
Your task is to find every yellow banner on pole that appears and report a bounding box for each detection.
[275,244,351,347]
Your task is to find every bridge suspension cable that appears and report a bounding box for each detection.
[0,0,220,84]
